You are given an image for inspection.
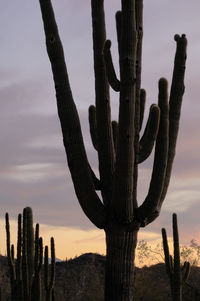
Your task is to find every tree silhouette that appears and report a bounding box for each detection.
[38,0,187,299]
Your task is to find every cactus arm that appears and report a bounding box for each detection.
[182,261,190,282]
[49,237,55,289]
[32,223,42,301]
[135,0,143,134]
[139,88,146,131]
[162,228,173,278]
[39,0,107,229]
[44,246,49,291]
[112,121,118,152]
[162,226,175,297]
[115,11,122,56]
[138,104,160,164]
[5,213,11,262]
[135,0,143,93]
[162,214,191,301]
[11,245,15,263]
[26,207,34,289]
[39,237,43,271]
[5,213,18,301]
[158,35,187,207]
[44,239,55,301]
[91,0,115,204]
[131,0,144,211]
[138,35,187,227]
[173,213,182,299]
[88,105,98,151]
[5,213,16,291]
[34,223,39,273]
[103,40,120,92]
[22,208,29,300]
[16,214,22,282]
[88,164,101,191]
[112,0,137,222]
[136,78,169,225]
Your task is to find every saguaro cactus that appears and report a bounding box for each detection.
[44,237,55,301]
[38,0,187,299]
[5,208,55,301]
[162,213,190,301]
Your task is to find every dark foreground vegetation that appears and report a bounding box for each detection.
[1,253,200,301]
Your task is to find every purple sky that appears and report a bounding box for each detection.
[0,0,200,258]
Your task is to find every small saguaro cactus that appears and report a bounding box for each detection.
[162,213,190,301]
[44,237,55,301]
[5,208,55,301]
[6,212,23,301]
[32,223,43,301]
[38,0,187,299]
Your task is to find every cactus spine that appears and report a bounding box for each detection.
[162,213,190,301]
[38,0,187,299]
[5,208,55,301]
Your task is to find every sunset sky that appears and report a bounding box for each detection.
[0,0,200,261]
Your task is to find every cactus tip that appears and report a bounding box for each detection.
[104,39,111,49]
[174,34,180,42]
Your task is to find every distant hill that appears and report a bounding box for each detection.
[1,253,200,300]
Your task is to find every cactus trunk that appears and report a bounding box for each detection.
[105,228,138,300]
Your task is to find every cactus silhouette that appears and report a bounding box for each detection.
[38,0,187,299]
[5,208,55,301]
[44,237,55,301]
[162,213,190,301]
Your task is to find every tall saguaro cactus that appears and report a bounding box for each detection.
[38,0,187,299]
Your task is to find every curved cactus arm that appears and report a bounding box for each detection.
[136,78,169,225]
[138,35,187,227]
[112,120,118,152]
[103,40,120,92]
[138,104,160,164]
[39,0,107,229]
[158,34,187,207]
[112,0,137,223]
[88,105,98,151]
[115,11,122,56]
[139,88,146,131]
[91,0,115,202]
[182,261,190,282]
